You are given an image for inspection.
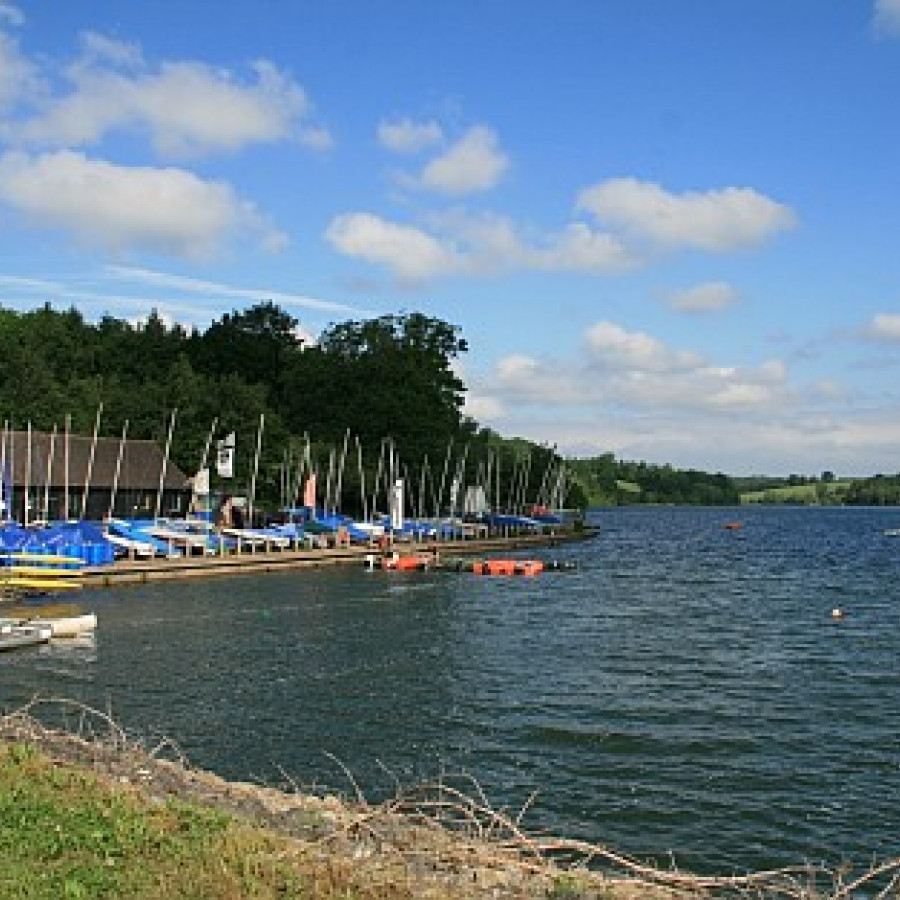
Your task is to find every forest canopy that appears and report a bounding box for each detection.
[0,303,570,514]
[0,302,770,512]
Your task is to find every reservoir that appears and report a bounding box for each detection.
[2,505,898,874]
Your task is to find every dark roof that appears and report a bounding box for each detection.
[2,429,190,491]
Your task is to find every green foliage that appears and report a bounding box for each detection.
[569,454,740,506]
[0,302,579,516]
[0,742,232,898]
[842,473,900,506]
[740,478,854,505]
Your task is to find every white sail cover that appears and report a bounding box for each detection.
[192,467,210,496]
[216,432,235,478]
[390,478,404,530]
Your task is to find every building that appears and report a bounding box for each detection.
[0,428,191,523]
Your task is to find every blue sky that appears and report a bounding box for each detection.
[1,1,899,476]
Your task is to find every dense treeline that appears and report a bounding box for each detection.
[842,474,900,506]
[568,453,740,506]
[0,302,577,515]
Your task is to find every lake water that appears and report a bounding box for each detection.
[2,506,899,874]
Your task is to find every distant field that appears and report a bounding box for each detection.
[740,480,854,504]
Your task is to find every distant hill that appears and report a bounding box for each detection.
[739,479,854,505]
[569,458,900,507]
[568,454,739,506]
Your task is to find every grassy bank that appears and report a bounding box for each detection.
[739,481,854,505]
[0,707,684,900]
[1,703,895,899]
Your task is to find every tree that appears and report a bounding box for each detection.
[191,301,302,394]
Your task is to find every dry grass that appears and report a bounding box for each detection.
[1,698,898,899]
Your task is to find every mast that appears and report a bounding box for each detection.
[0,420,7,523]
[248,413,265,527]
[24,421,32,526]
[324,446,335,516]
[64,414,70,520]
[199,417,218,474]
[154,408,177,520]
[356,435,368,522]
[43,424,57,521]
[334,427,350,517]
[81,403,103,520]
[436,437,453,519]
[108,420,129,520]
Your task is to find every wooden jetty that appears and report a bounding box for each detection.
[77,527,593,588]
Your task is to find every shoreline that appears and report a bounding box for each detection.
[77,526,597,588]
[0,701,840,899]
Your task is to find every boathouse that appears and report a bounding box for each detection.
[0,428,191,523]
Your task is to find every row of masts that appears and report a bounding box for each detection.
[0,411,106,526]
[278,431,569,523]
[1,406,569,527]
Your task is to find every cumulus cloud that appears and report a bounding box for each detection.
[378,118,443,153]
[329,175,794,283]
[874,0,900,36]
[461,320,900,473]
[325,212,462,281]
[415,125,508,195]
[864,312,900,341]
[479,321,791,418]
[0,150,285,259]
[576,178,797,252]
[3,31,317,158]
[0,18,37,111]
[585,321,703,373]
[325,209,635,282]
[666,281,739,313]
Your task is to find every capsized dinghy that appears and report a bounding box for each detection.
[0,623,52,651]
[0,602,97,637]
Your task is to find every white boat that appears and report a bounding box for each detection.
[26,611,98,638]
[220,527,291,550]
[0,623,52,651]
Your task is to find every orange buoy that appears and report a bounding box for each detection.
[381,554,431,571]
[472,558,544,576]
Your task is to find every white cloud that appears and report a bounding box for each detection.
[463,391,506,420]
[462,322,900,474]
[485,407,900,477]
[78,30,142,68]
[0,3,23,26]
[378,118,443,153]
[299,125,334,151]
[325,212,462,281]
[104,265,362,315]
[585,321,702,373]
[478,322,792,421]
[874,0,900,36]
[4,33,313,158]
[864,312,900,341]
[666,281,739,313]
[326,210,634,281]
[534,223,636,272]
[0,150,285,259]
[576,178,797,252]
[416,125,508,195]
[0,21,37,111]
